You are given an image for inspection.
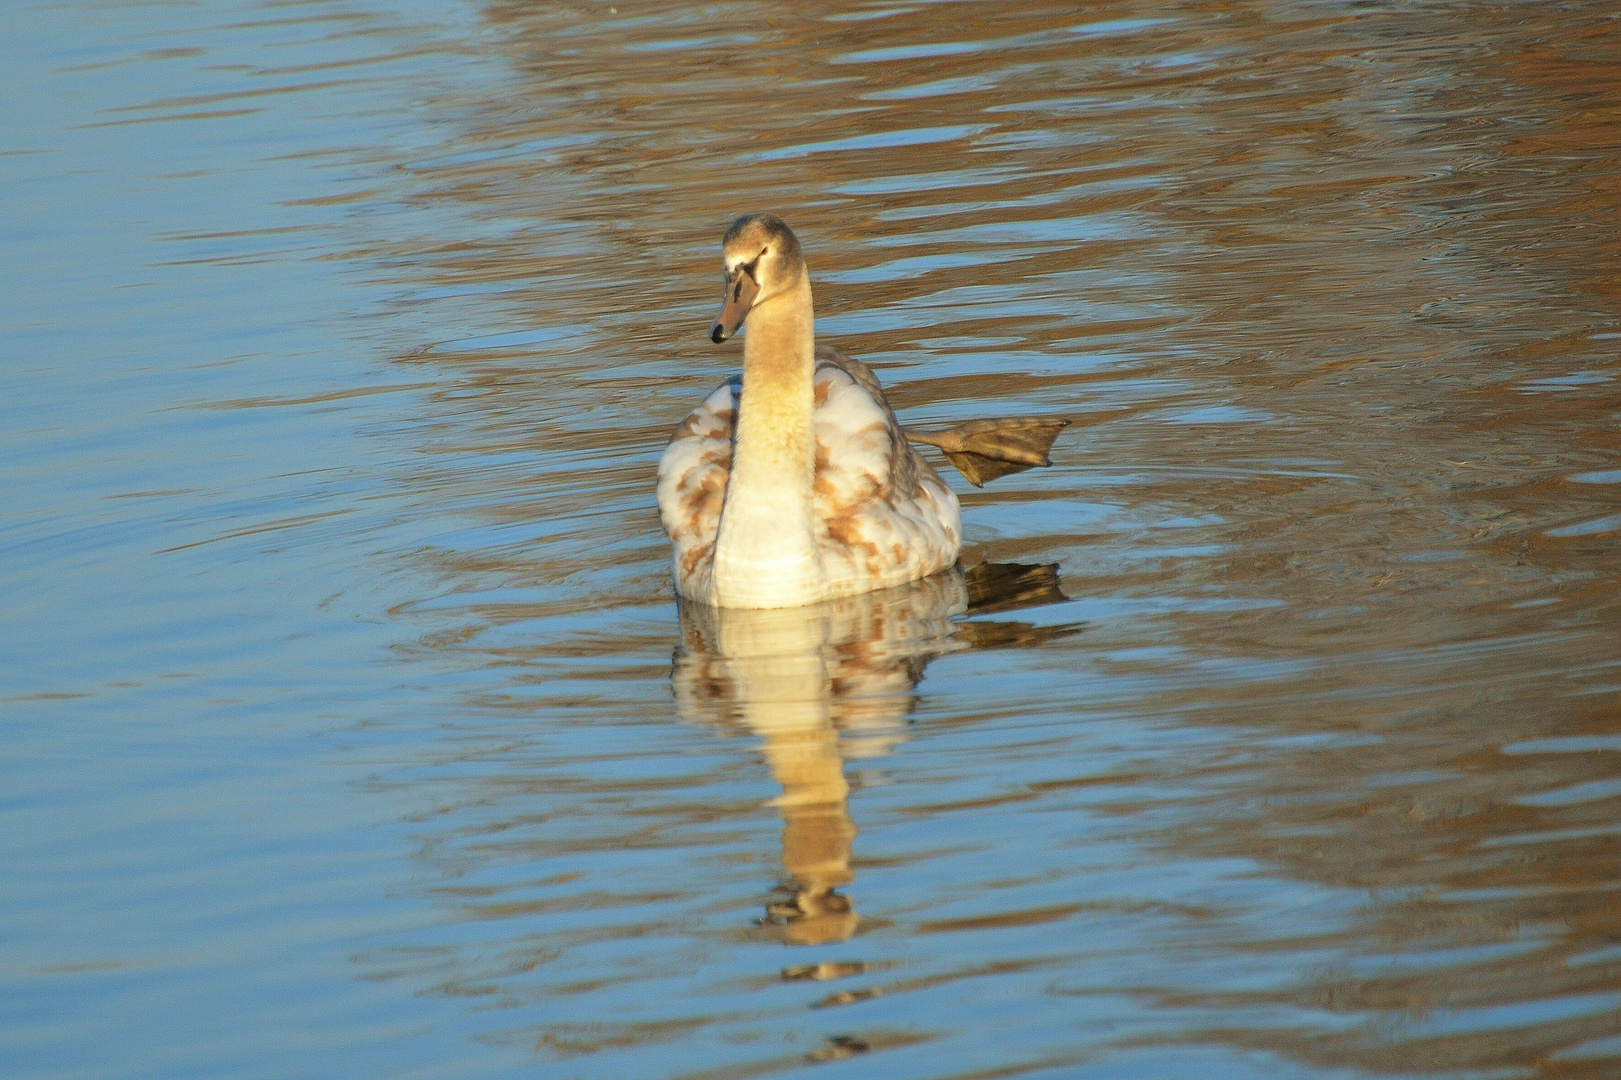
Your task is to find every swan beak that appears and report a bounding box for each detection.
[710,272,759,343]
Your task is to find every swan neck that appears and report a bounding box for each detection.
[734,280,815,496]
[711,279,821,605]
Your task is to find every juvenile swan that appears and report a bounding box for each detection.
[658,214,961,609]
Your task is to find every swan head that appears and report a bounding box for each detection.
[709,213,806,344]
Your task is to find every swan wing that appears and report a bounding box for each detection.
[657,376,739,595]
[812,350,961,591]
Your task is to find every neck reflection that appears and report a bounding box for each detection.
[672,563,1070,945]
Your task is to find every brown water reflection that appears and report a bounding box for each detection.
[359,1,1621,1076]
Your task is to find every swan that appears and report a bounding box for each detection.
[658,214,1066,609]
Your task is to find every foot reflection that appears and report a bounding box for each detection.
[672,563,1073,945]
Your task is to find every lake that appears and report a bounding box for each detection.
[4,1,1619,1078]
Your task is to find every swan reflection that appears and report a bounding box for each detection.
[672,563,1070,945]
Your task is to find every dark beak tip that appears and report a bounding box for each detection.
[709,322,729,344]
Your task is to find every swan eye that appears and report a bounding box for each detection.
[739,255,762,283]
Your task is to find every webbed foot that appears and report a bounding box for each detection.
[903,417,1070,486]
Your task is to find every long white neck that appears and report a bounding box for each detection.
[711,278,823,607]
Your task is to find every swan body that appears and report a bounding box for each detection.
[658,215,961,609]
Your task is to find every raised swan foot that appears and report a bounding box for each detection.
[902,417,1071,487]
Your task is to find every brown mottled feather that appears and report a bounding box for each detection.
[814,344,924,505]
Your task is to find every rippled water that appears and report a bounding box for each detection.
[5,1,1620,1077]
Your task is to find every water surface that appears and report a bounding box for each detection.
[4,1,1620,1078]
